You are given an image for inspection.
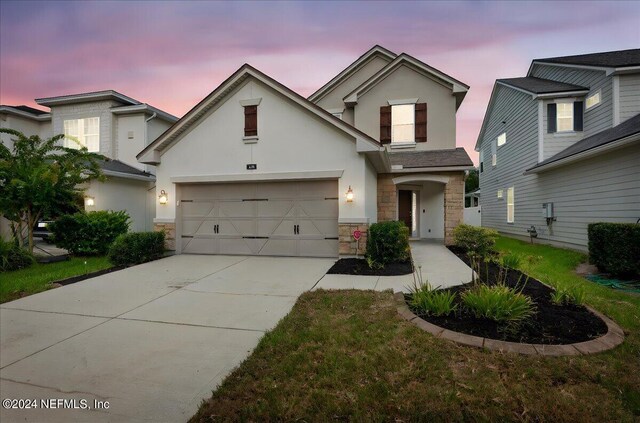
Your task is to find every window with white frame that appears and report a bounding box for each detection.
[64,117,100,152]
[497,132,506,147]
[491,140,497,166]
[507,187,515,223]
[497,189,503,199]
[586,91,601,110]
[556,102,573,132]
[391,104,415,143]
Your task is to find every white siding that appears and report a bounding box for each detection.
[619,74,640,123]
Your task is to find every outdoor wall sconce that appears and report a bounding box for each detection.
[345,186,354,202]
[85,196,95,207]
[158,190,168,205]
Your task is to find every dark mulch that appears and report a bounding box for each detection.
[406,248,608,344]
[56,266,125,286]
[327,258,413,276]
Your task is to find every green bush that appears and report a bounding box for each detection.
[588,223,640,279]
[365,221,410,267]
[0,239,34,272]
[108,231,165,266]
[408,280,457,317]
[550,287,586,306]
[48,211,130,256]
[461,284,535,325]
[453,224,498,259]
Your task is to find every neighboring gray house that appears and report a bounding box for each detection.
[476,49,640,251]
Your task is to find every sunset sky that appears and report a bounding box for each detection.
[1,1,638,163]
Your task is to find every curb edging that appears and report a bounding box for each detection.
[394,292,624,356]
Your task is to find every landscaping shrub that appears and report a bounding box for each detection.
[550,287,586,306]
[453,224,498,259]
[408,279,457,317]
[49,211,130,256]
[0,239,34,272]
[588,223,640,279]
[365,221,410,267]
[108,231,165,266]
[461,284,535,325]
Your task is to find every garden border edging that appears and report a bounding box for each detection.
[394,292,624,356]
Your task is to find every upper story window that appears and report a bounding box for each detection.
[507,187,515,223]
[491,140,497,166]
[497,189,503,199]
[586,91,601,110]
[244,105,257,137]
[479,150,484,173]
[63,117,99,152]
[497,132,506,147]
[547,101,583,134]
[391,104,415,143]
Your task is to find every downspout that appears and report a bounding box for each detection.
[144,111,157,174]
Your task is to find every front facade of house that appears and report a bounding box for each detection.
[476,49,640,251]
[138,46,473,257]
[0,91,177,237]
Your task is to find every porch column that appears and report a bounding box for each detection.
[377,173,397,222]
[443,173,464,245]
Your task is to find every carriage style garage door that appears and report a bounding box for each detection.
[180,180,339,257]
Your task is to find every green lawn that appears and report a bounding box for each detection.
[191,236,640,422]
[0,256,112,303]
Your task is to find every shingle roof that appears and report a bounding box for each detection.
[390,147,473,169]
[13,105,49,115]
[536,49,640,68]
[498,77,588,94]
[99,159,153,178]
[527,113,640,172]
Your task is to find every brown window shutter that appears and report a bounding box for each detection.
[415,103,427,142]
[380,105,391,144]
[244,105,257,136]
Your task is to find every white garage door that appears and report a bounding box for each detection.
[180,180,338,257]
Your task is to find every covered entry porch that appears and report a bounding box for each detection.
[377,172,465,245]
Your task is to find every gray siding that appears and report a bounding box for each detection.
[480,85,640,250]
[619,73,640,123]
[531,64,613,137]
[479,85,539,236]
[541,99,583,160]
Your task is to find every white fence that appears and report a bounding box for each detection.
[463,206,481,227]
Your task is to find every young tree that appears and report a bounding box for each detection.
[0,129,103,253]
[465,168,479,193]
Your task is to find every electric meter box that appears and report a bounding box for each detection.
[542,202,554,219]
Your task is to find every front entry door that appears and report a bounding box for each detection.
[398,190,413,230]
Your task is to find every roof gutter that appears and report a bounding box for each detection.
[390,165,473,173]
[102,169,156,182]
[0,107,51,122]
[524,133,640,174]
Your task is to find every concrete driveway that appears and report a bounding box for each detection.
[0,255,333,422]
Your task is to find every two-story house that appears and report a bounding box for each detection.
[0,90,177,237]
[138,45,473,257]
[476,49,640,251]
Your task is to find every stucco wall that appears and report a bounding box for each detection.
[85,177,153,232]
[315,55,391,111]
[354,65,457,151]
[115,114,146,170]
[154,78,374,226]
[0,114,46,148]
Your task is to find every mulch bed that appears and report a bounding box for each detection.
[405,248,608,344]
[56,266,126,286]
[327,258,413,276]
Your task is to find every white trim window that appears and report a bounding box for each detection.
[64,117,100,152]
[497,132,506,147]
[556,102,573,132]
[586,91,601,110]
[497,189,503,199]
[391,104,415,143]
[491,140,497,166]
[507,187,515,223]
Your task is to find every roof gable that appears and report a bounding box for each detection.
[308,45,397,103]
[137,64,382,164]
[342,53,469,110]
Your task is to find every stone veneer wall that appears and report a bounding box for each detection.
[377,172,465,245]
[154,222,176,250]
[338,223,369,255]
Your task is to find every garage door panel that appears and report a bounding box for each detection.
[218,238,254,255]
[182,237,217,254]
[181,201,216,218]
[299,181,338,198]
[257,200,295,218]
[298,218,338,237]
[183,219,216,236]
[297,200,338,218]
[218,219,254,236]
[218,201,255,218]
[258,218,295,237]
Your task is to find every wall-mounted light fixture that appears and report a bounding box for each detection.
[158,190,168,205]
[345,186,354,202]
[85,196,95,207]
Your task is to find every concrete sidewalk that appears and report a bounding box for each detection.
[313,240,471,292]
